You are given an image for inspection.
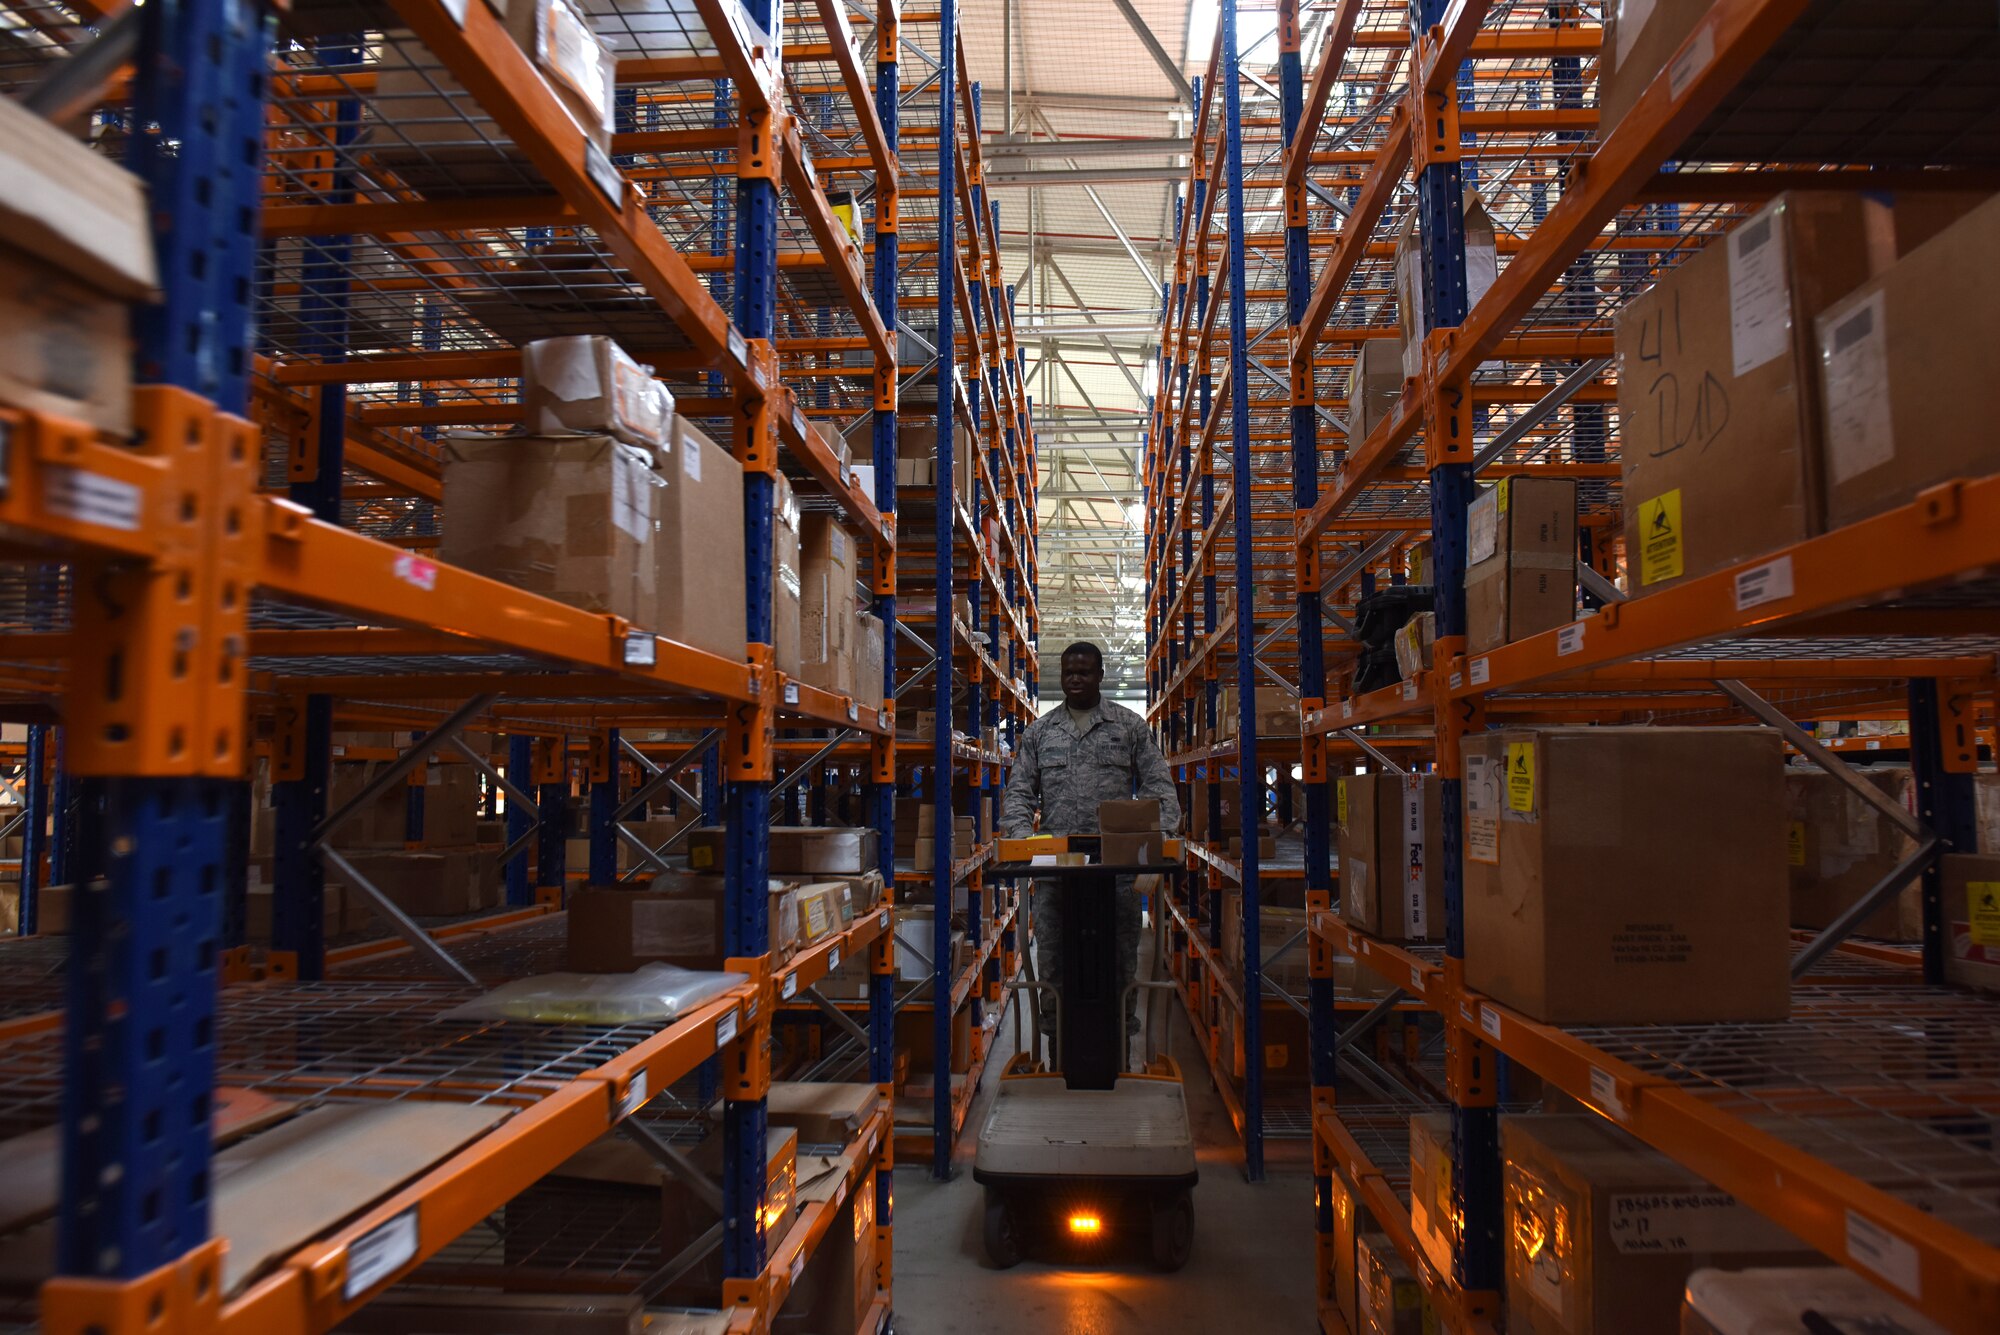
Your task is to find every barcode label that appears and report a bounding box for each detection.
[1733,556,1794,611]
[44,467,140,531]
[1410,966,1425,992]
[584,140,624,203]
[847,702,860,723]
[1590,1067,1628,1120]
[617,1069,649,1119]
[1470,657,1490,685]
[829,946,841,970]
[783,682,800,705]
[715,1010,739,1047]
[623,634,657,667]
[1449,671,1463,690]
[1846,1211,1921,1296]
[1401,681,1417,701]
[1479,1008,1502,1041]
[343,1208,419,1301]
[1556,623,1585,657]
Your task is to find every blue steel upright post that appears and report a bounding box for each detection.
[868,0,902,1246]
[722,0,782,1288]
[1410,0,1501,1306]
[50,0,270,1310]
[1219,0,1265,1181]
[1278,0,1342,1286]
[932,0,960,1179]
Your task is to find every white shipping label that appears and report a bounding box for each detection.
[1614,0,1657,67]
[1466,237,1498,314]
[611,448,651,541]
[1728,208,1792,376]
[1465,754,1500,864]
[682,433,703,481]
[1607,1191,1801,1255]
[1344,857,1368,916]
[344,1207,420,1301]
[1467,488,1500,565]
[1668,22,1715,100]
[1401,778,1428,937]
[1846,1211,1922,1297]
[1470,657,1490,685]
[1822,290,1895,484]
[44,466,141,531]
[1733,555,1795,612]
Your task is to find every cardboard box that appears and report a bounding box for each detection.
[1617,194,1892,591]
[1356,1231,1429,1335]
[245,884,349,943]
[1100,831,1164,866]
[1393,611,1435,680]
[772,471,802,678]
[1816,194,2000,529]
[334,848,492,918]
[770,826,879,876]
[1397,190,1497,379]
[792,881,848,947]
[1785,768,1921,940]
[658,1127,796,1299]
[777,1164,874,1334]
[1335,774,1444,942]
[520,336,670,445]
[422,765,483,848]
[566,876,728,972]
[1327,1166,1362,1333]
[1462,728,1789,1024]
[800,514,859,696]
[1503,1115,1812,1335]
[1409,1113,1454,1277]
[1348,333,1406,444]
[1597,0,1710,142]
[0,92,157,435]
[763,1082,878,1149]
[441,434,659,626]
[1098,798,1163,833]
[658,416,748,659]
[855,611,884,704]
[1465,477,1577,654]
[1225,834,1279,862]
[1944,853,2000,993]
[327,762,415,849]
[1221,903,1312,994]
[504,0,616,146]
[1680,1266,1952,1335]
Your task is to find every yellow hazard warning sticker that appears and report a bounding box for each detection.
[1506,741,1535,813]
[1787,821,1806,867]
[1336,779,1350,826]
[1638,489,1684,585]
[1969,880,2000,947]
[1496,477,1511,517]
[692,843,715,869]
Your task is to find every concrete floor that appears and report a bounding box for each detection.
[889,979,1318,1334]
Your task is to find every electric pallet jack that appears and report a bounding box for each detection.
[974,836,1198,1270]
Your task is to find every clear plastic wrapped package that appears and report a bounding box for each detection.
[440,963,747,1025]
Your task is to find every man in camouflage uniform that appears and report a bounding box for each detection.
[1002,642,1182,1050]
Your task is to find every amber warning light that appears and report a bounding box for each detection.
[1066,1213,1103,1236]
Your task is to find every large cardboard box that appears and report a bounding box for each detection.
[1944,853,2000,993]
[1465,477,1577,654]
[657,416,748,659]
[1597,0,1712,143]
[441,434,659,625]
[652,1127,796,1300]
[1785,767,1921,940]
[520,336,670,445]
[246,884,348,943]
[855,610,885,704]
[763,1082,878,1149]
[1396,191,1498,380]
[1617,194,1892,591]
[1408,1113,1454,1277]
[568,877,741,972]
[333,848,492,918]
[1347,333,1406,444]
[1503,1115,1812,1335]
[772,472,803,677]
[1356,1232,1429,1335]
[0,92,157,435]
[1462,728,1789,1024]
[1816,194,2000,529]
[776,1165,875,1334]
[1098,798,1162,833]
[327,762,414,849]
[769,826,879,876]
[800,515,859,695]
[1335,773,1444,942]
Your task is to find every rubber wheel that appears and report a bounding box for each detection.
[1148,1190,1194,1271]
[984,1190,1025,1269]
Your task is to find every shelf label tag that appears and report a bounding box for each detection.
[392,552,437,591]
[1556,622,1585,657]
[1401,680,1417,701]
[623,634,657,667]
[782,972,799,999]
[44,467,140,532]
[829,945,841,970]
[1410,965,1425,993]
[783,682,800,705]
[715,1010,739,1048]
[440,0,469,25]
[584,139,624,204]
[1589,1067,1628,1121]
[790,1254,806,1288]
[1449,671,1463,691]
[343,1207,419,1302]
[1733,555,1794,611]
[617,1069,650,1119]
[1470,657,1490,685]
[729,328,748,367]
[847,702,860,723]
[1479,1007,1502,1042]
[1845,1211,1921,1297]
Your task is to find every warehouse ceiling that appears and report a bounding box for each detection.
[960,0,1217,697]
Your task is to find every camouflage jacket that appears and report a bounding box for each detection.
[1001,698,1183,838]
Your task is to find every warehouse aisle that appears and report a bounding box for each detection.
[890,987,1316,1334]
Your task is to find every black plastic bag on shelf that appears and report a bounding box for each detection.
[1352,585,1436,649]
